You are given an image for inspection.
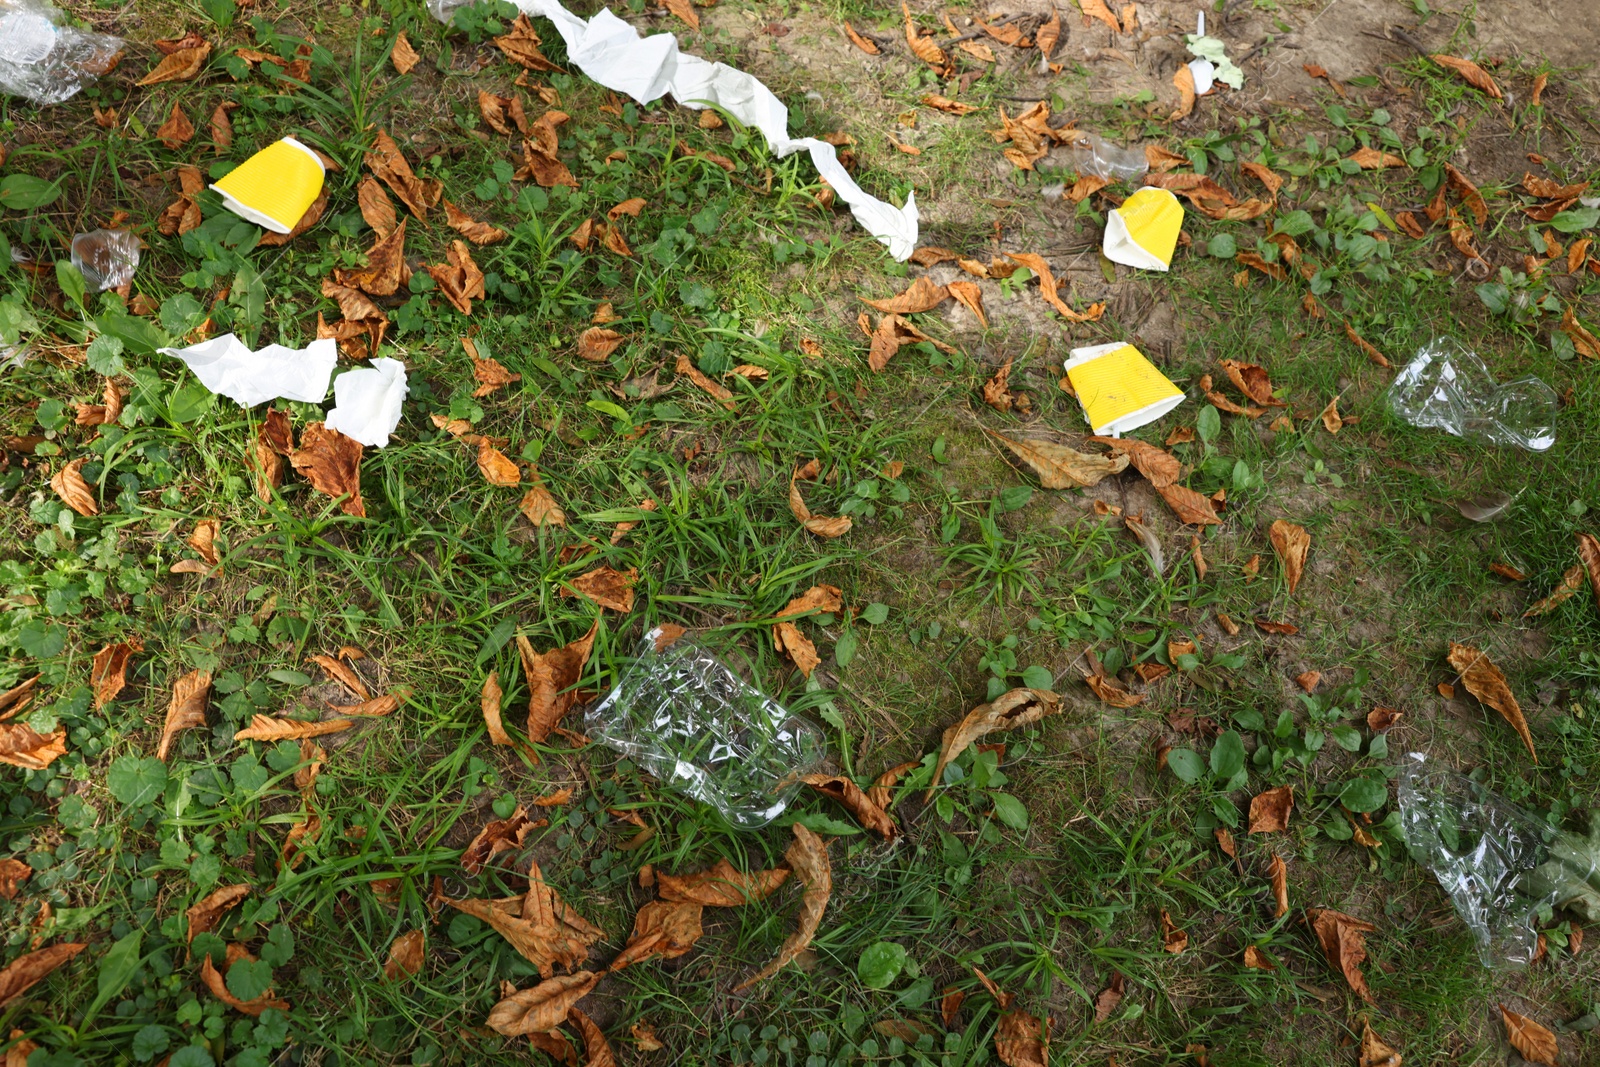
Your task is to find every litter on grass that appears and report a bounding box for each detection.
[427,0,919,260]
[69,229,139,291]
[1397,752,1589,968]
[158,335,338,408]
[586,628,826,829]
[1062,342,1186,436]
[1068,132,1148,182]
[0,0,124,105]
[324,357,409,448]
[1103,187,1184,271]
[211,137,327,234]
[1387,338,1559,452]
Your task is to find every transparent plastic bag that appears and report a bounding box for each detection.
[1066,132,1148,182]
[0,0,124,106]
[1397,753,1563,967]
[586,629,826,829]
[1387,338,1558,451]
[70,229,139,292]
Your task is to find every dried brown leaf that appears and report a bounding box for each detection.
[289,422,365,517]
[444,199,508,245]
[802,775,898,839]
[607,899,704,972]
[1085,672,1143,708]
[947,280,987,327]
[158,670,211,761]
[0,943,86,1007]
[733,824,831,990]
[1171,63,1196,121]
[1270,520,1310,593]
[565,566,635,613]
[357,178,397,238]
[462,809,532,875]
[233,715,353,742]
[1447,643,1535,761]
[1431,54,1502,98]
[1445,164,1488,227]
[844,22,881,55]
[494,14,565,71]
[901,2,948,71]
[382,930,425,980]
[487,971,600,1036]
[91,641,141,709]
[51,459,98,517]
[788,469,853,538]
[861,275,949,314]
[309,652,369,701]
[674,352,736,410]
[1078,0,1122,32]
[518,621,599,743]
[996,1007,1049,1067]
[137,46,210,86]
[1348,146,1406,169]
[1500,1006,1558,1066]
[1249,786,1293,833]
[1308,908,1377,1004]
[476,440,521,486]
[327,694,399,718]
[657,858,790,907]
[928,689,1061,800]
[186,885,250,944]
[1002,252,1105,321]
[519,475,566,529]
[577,327,623,362]
[201,949,289,1016]
[985,429,1128,490]
[366,129,442,221]
[1244,945,1276,970]
[0,725,67,770]
[1161,911,1188,953]
[390,32,420,75]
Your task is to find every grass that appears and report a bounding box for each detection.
[0,0,1599,1063]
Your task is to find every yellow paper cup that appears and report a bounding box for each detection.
[210,137,326,234]
[1102,187,1184,272]
[1063,342,1186,435]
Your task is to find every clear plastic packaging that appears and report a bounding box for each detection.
[426,0,475,22]
[1397,753,1564,968]
[586,629,826,829]
[0,0,124,106]
[1067,132,1149,182]
[1387,338,1558,452]
[70,229,139,292]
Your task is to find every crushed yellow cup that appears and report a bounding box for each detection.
[1063,342,1186,436]
[210,137,326,234]
[1102,186,1184,271]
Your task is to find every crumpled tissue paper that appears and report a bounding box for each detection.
[158,334,338,408]
[325,357,408,448]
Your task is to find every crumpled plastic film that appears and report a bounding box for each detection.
[1387,338,1559,452]
[427,0,919,260]
[1397,752,1561,968]
[70,229,140,292]
[586,629,826,829]
[0,0,124,106]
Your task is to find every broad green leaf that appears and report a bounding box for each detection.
[861,603,890,625]
[86,335,127,377]
[1020,665,1054,690]
[108,756,168,806]
[1167,748,1205,783]
[56,260,86,311]
[226,958,274,1002]
[857,942,908,989]
[84,930,144,1025]
[0,174,64,211]
[1273,210,1316,237]
[990,792,1029,830]
[1550,208,1599,234]
[1339,775,1388,813]
[1209,730,1246,781]
[834,628,858,668]
[1196,404,1222,445]
[1207,234,1238,259]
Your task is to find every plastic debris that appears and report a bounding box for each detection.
[1526,811,1600,923]
[325,358,408,448]
[69,228,139,292]
[427,0,918,260]
[586,629,826,829]
[158,335,338,408]
[1185,24,1241,90]
[1103,187,1184,271]
[1067,132,1148,182]
[1398,753,1583,968]
[1062,342,1185,436]
[0,0,124,105]
[1387,339,1558,452]
[211,137,327,234]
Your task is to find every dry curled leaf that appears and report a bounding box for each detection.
[1576,533,1600,611]
[607,899,704,972]
[233,715,353,742]
[137,44,210,86]
[1524,564,1584,617]
[860,275,949,314]
[1158,483,1222,526]
[986,429,1127,490]
[1431,54,1502,98]
[901,1,948,71]
[1447,643,1535,762]
[577,327,623,363]
[366,129,442,221]
[0,943,87,1007]
[928,689,1061,800]
[91,641,141,709]
[675,353,736,411]
[426,241,487,316]
[733,824,831,990]
[0,860,28,902]
[1445,164,1488,227]
[382,930,425,980]
[1219,360,1284,407]
[1078,0,1122,32]
[289,422,365,517]
[357,178,397,238]
[309,652,369,701]
[657,858,789,907]
[1348,146,1406,169]
[155,101,194,149]
[1269,520,1310,593]
[1093,972,1124,1022]
[462,809,532,875]
[1359,1021,1401,1067]
[486,971,600,1036]
[1343,323,1391,368]
[201,948,289,1016]
[1267,854,1289,918]
[390,31,420,75]
[327,694,399,718]
[1500,1005,1558,1066]
[564,566,634,613]
[1089,437,1180,488]
[1320,396,1343,434]
[843,22,881,55]
[0,724,67,770]
[789,469,852,538]
[867,761,919,812]
[51,459,98,517]
[996,1005,1049,1067]
[518,621,599,744]
[1161,911,1188,954]
[481,672,514,749]
[477,440,521,486]
[1002,252,1104,321]
[664,0,698,30]
[1244,945,1276,970]
[947,280,987,328]
[158,670,211,761]
[1308,908,1377,1004]
[1249,786,1294,833]
[802,775,898,839]
[494,13,565,71]
[185,884,251,944]
[444,199,508,245]
[1171,63,1196,121]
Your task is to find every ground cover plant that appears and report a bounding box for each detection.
[0,0,1598,1063]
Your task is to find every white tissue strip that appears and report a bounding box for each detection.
[324,357,409,448]
[157,334,338,408]
[495,0,919,260]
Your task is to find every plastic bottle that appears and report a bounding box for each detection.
[1067,132,1148,182]
[1387,338,1558,452]
[0,0,125,106]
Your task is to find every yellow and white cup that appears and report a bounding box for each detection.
[1063,342,1186,436]
[210,137,326,234]
[1102,186,1184,272]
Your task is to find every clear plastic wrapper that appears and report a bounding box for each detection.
[0,0,124,106]
[1067,132,1148,182]
[1397,753,1567,967]
[586,629,826,829]
[1387,338,1558,451]
[69,229,139,292]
